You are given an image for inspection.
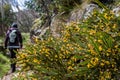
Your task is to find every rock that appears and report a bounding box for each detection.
[113,6,120,17]
[30,1,120,40]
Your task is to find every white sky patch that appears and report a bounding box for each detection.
[12,0,28,12]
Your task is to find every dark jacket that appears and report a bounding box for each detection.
[5,28,23,49]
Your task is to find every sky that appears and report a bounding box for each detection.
[12,0,28,12]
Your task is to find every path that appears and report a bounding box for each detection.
[1,73,12,80]
[1,69,20,80]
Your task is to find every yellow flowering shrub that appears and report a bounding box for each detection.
[78,10,120,79]
[15,9,120,80]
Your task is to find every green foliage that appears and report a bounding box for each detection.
[22,33,30,44]
[0,53,10,78]
[80,10,120,79]
[15,1,120,80]
[53,0,82,12]
[0,4,13,24]
[25,0,82,14]
[0,4,14,36]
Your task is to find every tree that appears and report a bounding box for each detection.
[0,1,14,36]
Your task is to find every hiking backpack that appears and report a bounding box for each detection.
[9,29,17,43]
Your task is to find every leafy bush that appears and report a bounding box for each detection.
[15,5,120,80]
[25,0,82,14]
[77,10,120,79]
[0,53,10,78]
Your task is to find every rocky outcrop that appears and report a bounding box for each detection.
[30,1,120,41]
[113,6,120,17]
[68,3,99,23]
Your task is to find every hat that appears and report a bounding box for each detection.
[12,23,18,28]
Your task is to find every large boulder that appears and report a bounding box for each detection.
[30,1,120,41]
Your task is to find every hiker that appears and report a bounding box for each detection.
[4,23,23,73]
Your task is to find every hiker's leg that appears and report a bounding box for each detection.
[9,48,17,72]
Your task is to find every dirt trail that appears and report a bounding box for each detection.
[1,71,20,80]
[1,73,13,80]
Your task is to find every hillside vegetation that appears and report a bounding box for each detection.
[11,0,120,80]
[1,0,120,80]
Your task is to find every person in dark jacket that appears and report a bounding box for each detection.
[4,23,23,73]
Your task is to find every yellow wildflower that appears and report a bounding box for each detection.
[105,72,111,79]
[90,50,97,55]
[68,66,74,70]
[87,63,92,68]
[112,64,115,68]
[55,55,58,58]
[33,58,38,63]
[106,53,110,56]
[100,62,105,67]
[71,57,77,62]
[34,37,38,43]
[115,45,118,48]
[90,57,99,66]
[105,61,110,65]
[105,27,110,32]
[104,13,108,19]
[113,24,117,29]
[67,61,71,65]
[88,44,93,49]
[100,76,105,80]
[99,46,102,51]
[63,38,67,42]
[98,40,102,44]
[89,30,96,35]
[107,48,111,52]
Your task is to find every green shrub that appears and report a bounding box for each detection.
[0,53,10,78]
[16,5,120,80]
[76,10,120,80]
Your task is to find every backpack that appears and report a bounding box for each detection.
[9,29,17,43]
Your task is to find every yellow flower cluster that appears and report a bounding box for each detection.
[16,9,120,80]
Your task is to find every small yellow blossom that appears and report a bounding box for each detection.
[114,45,118,48]
[33,58,38,63]
[55,55,58,58]
[90,50,97,55]
[98,40,102,44]
[90,57,99,66]
[89,30,96,35]
[105,61,110,65]
[100,62,105,67]
[99,46,102,51]
[88,44,93,49]
[113,24,117,29]
[105,27,110,32]
[71,57,77,62]
[107,48,111,52]
[106,53,110,56]
[68,66,74,70]
[105,72,111,79]
[104,13,108,19]
[112,64,115,68]
[87,63,92,68]
[100,76,105,80]
[34,37,38,42]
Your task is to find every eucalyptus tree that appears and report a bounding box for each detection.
[25,0,83,39]
[25,0,82,32]
[0,0,14,36]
